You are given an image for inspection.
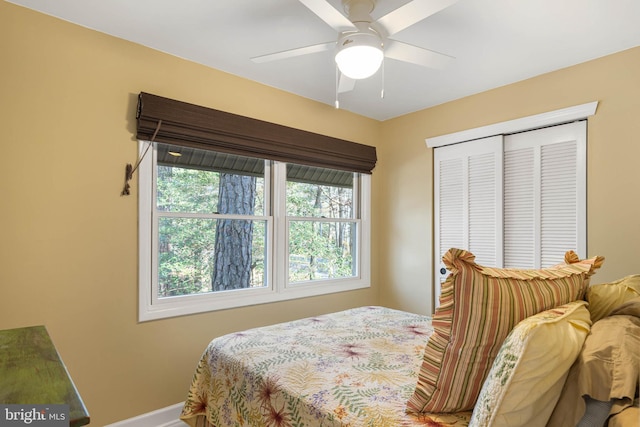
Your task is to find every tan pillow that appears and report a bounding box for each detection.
[586,275,640,322]
[406,248,604,413]
[469,301,591,427]
[608,405,640,427]
[546,301,640,427]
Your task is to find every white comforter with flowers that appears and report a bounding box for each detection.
[180,306,472,427]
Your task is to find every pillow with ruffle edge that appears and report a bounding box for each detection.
[476,250,604,281]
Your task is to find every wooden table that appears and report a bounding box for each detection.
[0,325,90,426]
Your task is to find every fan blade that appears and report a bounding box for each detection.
[299,0,356,32]
[384,40,454,69]
[375,0,459,37]
[338,73,356,93]
[251,42,335,63]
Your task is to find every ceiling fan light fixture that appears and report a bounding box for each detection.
[335,31,383,80]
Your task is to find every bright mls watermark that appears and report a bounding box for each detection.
[0,405,68,426]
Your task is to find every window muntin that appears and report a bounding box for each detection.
[139,142,371,321]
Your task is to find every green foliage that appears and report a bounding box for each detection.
[331,384,367,417]
[287,181,355,282]
[286,394,304,427]
[157,165,219,213]
[156,163,357,297]
[158,217,216,296]
[157,166,220,296]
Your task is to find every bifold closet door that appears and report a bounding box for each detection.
[433,121,586,307]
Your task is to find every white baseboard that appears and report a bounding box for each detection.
[105,402,185,427]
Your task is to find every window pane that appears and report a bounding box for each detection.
[157,145,265,215]
[158,217,266,297]
[288,220,356,282]
[286,164,354,218]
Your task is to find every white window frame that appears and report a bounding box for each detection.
[138,142,371,322]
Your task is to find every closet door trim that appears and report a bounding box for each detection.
[425,101,597,148]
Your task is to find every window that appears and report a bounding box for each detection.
[433,120,588,304]
[134,92,375,321]
[138,143,371,321]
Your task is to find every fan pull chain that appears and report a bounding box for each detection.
[335,65,340,109]
[381,58,385,99]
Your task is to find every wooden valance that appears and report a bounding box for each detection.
[136,92,377,174]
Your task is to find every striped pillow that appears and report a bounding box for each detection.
[406,248,604,413]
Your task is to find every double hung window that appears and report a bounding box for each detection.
[135,93,374,321]
[285,164,360,284]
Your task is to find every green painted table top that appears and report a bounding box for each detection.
[0,325,90,426]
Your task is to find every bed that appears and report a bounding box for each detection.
[180,249,639,427]
[180,305,472,427]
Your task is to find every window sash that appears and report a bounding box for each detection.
[286,217,360,284]
[153,216,270,302]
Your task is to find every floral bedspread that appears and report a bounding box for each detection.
[180,306,471,427]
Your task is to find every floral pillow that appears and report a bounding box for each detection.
[469,301,591,427]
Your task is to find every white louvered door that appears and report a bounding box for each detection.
[433,136,503,305]
[504,121,586,268]
[433,121,586,307]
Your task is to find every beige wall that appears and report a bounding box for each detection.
[379,46,640,314]
[2,1,639,425]
[0,3,381,425]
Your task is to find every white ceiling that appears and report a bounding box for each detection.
[8,0,640,121]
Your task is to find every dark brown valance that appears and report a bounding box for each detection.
[136,92,377,174]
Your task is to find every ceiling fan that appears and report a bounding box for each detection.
[251,0,458,95]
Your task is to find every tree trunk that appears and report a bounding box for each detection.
[211,173,256,291]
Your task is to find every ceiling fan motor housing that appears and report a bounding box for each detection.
[337,25,383,51]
